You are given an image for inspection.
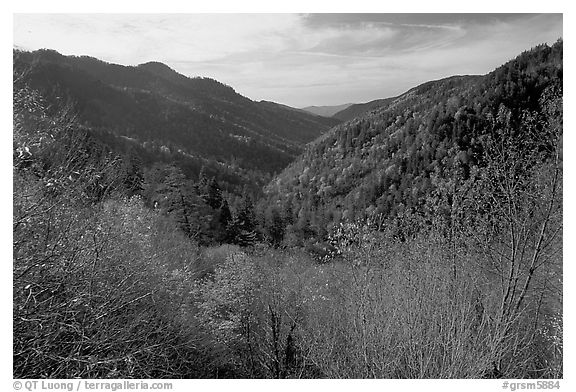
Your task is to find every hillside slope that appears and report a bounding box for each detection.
[331,97,397,122]
[13,49,340,191]
[262,41,562,242]
[302,103,354,117]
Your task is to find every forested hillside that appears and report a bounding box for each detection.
[262,41,562,246]
[13,41,562,379]
[302,103,354,117]
[13,49,339,194]
[331,96,397,122]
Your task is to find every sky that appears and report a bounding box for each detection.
[13,13,563,108]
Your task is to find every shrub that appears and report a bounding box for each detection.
[14,195,210,378]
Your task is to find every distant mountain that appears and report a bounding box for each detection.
[302,103,354,118]
[262,41,563,242]
[260,100,309,114]
[13,49,340,193]
[331,97,396,122]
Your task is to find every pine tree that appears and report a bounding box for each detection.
[228,193,259,246]
[205,177,223,209]
[197,165,209,191]
[156,166,195,237]
[122,153,144,196]
[219,198,232,228]
[265,206,285,246]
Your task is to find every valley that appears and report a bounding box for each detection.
[13,38,563,379]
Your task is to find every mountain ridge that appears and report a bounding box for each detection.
[261,41,562,243]
[13,49,341,193]
[302,103,354,117]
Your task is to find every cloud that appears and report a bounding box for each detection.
[14,14,300,63]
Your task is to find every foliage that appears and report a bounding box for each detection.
[261,41,563,246]
[14,76,211,378]
[13,48,339,195]
[14,41,562,379]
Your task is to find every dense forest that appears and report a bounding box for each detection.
[262,41,562,247]
[13,49,339,195]
[331,96,398,122]
[13,41,562,379]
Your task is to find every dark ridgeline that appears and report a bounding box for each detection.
[13,41,562,379]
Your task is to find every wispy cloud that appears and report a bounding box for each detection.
[14,13,562,107]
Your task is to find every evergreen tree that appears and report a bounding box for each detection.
[197,165,209,191]
[122,153,144,196]
[228,193,259,246]
[205,177,223,209]
[219,198,232,228]
[264,206,285,246]
[156,166,195,237]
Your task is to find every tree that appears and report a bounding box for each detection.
[152,165,212,241]
[264,206,285,246]
[13,75,208,377]
[204,177,223,209]
[227,194,259,246]
[121,153,144,196]
[218,199,233,242]
[461,91,562,377]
